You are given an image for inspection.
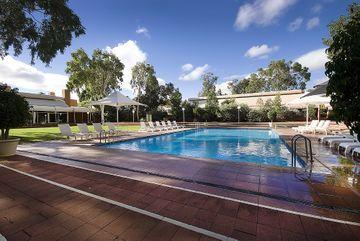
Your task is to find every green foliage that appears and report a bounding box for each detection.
[229,60,310,94]
[181,100,195,122]
[169,88,182,120]
[247,109,268,122]
[324,3,360,140]
[66,48,124,102]
[199,72,219,121]
[220,99,238,122]
[0,84,30,139]
[220,101,250,122]
[139,74,160,113]
[199,72,218,97]
[0,0,85,65]
[159,83,183,120]
[308,104,317,120]
[131,62,160,118]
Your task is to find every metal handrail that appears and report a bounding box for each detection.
[291,134,314,168]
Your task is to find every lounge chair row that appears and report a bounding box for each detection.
[58,123,121,140]
[139,120,185,132]
[319,133,360,157]
[292,120,331,135]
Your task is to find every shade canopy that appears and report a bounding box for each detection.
[302,81,328,98]
[288,93,331,124]
[91,91,146,123]
[287,93,331,108]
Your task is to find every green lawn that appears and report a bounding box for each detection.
[10,124,140,143]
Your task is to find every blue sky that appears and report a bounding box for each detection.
[0,0,354,99]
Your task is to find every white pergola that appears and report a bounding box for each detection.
[287,93,331,124]
[91,91,146,123]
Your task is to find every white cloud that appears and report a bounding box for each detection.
[311,4,322,14]
[288,17,303,32]
[135,26,150,38]
[216,81,232,95]
[307,17,320,30]
[181,63,193,72]
[244,44,279,59]
[295,48,328,71]
[106,40,147,92]
[157,77,166,86]
[179,64,209,81]
[234,0,298,30]
[0,56,69,97]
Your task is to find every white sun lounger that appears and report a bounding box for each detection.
[173,121,185,129]
[139,121,151,132]
[292,120,318,132]
[93,123,110,137]
[167,120,176,129]
[58,124,85,140]
[314,120,331,135]
[77,123,96,139]
[155,121,166,131]
[106,122,122,136]
[299,120,321,133]
[161,121,171,130]
[327,138,356,148]
[148,122,160,131]
[338,141,360,155]
[319,133,353,143]
[353,147,360,157]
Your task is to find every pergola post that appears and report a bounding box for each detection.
[66,112,69,123]
[101,105,105,124]
[32,111,36,124]
[116,106,120,124]
[306,105,309,125]
[73,110,76,123]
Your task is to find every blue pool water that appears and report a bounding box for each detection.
[104,128,297,167]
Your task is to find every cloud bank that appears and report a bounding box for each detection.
[245,44,279,59]
[179,64,209,81]
[0,56,69,97]
[234,0,298,30]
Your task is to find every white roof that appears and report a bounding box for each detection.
[91,91,146,107]
[26,98,68,108]
[287,93,331,108]
[30,105,90,113]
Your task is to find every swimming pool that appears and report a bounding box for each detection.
[104,128,298,167]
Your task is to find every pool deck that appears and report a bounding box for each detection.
[1,127,360,240]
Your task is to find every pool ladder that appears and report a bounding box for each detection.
[291,134,314,179]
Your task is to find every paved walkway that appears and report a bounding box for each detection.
[0,162,217,241]
[1,156,359,241]
[17,138,360,223]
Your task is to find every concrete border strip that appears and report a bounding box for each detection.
[0,163,236,241]
[14,151,360,227]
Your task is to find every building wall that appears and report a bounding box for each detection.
[189,90,304,108]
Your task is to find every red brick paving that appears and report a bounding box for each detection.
[0,165,215,241]
[17,138,360,221]
[0,156,359,241]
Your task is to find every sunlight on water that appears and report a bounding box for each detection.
[104,128,295,167]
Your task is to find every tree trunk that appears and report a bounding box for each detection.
[4,128,9,140]
[137,86,140,121]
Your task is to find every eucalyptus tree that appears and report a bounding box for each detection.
[66,48,124,102]
[229,60,310,94]
[131,62,158,119]
[0,0,85,65]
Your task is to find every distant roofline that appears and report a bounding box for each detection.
[189,89,304,101]
[19,92,64,101]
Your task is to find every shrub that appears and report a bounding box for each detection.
[248,109,268,122]
[0,84,30,139]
